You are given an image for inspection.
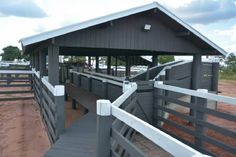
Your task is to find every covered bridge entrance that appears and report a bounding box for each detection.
[19,2,236,157]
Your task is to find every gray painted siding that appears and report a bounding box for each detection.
[55,11,200,54]
[91,79,104,98]
[107,84,122,102]
[81,76,89,91]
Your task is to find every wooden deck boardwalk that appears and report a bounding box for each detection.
[45,83,171,157]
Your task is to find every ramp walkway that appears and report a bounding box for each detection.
[45,83,99,157]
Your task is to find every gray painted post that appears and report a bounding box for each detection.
[125,56,131,77]
[153,81,164,128]
[88,56,91,69]
[212,62,219,92]
[115,56,118,76]
[35,51,40,71]
[96,100,112,157]
[48,45,59,86]
[78,74,81,87]
[102,80,108,99]
[72,99,77,109]
[152,55,158,67]
[190,54,202,124]
[96,56,99,72]
[195,89,208,148]
[39,50,47,77]
[88,77,92,92]
[54,85,65,139]
[107,56,111,75]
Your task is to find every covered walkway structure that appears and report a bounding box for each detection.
[19,2,236,157]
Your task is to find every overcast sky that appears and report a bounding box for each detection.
[0,0,236,54]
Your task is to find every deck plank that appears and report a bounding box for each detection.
[45,84,99,157]
[45,112,97,157]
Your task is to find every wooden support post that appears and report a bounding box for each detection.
[96,56,99,72]
[88,56,91,70]
[48,45,59,86]
[190,54,202,124]
[152,55,158,67]
[125,56,131,78]
[72,99,77,109]
[107,56,111,75]
[153,81,164,128]
[39,50,47,77]
[212,62,219,92]
[96,100,112,157]
[195,89,208,147]
[102,80,108,99]
[115,56,118,76]
[35,51,40,71]
[54,85,65,139]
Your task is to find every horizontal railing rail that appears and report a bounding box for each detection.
[32,69,65,143]
[70,70,123,102]
[154,81,236,156]
[96,82,208,157]
[0,70,34,101]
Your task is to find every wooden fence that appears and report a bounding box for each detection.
[32,69,65,143]
[154,82,236,156]
[0,70,34,101]
[96,82,208,157]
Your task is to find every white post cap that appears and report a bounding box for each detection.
[122,81,132,93]
[54,85,65,96]
[96,99,111,116]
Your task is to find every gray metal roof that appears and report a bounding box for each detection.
[19,2,227,56]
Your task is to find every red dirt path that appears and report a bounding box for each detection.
[163,80,236,157]
[0,100,50,157]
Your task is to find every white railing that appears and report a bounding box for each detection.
[97,82,209,157]
[70,70,123,87]
[32,68,64,96]
[0,70,33,74]
[154,81,236,106]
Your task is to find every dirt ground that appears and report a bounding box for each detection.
[0,100,50,157]
[163,80,236,157]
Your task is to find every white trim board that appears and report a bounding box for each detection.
[20,2,227,56]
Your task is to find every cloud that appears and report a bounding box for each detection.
[0,0,47,18]
[172,0,236,24]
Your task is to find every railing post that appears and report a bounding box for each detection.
[153,81,164,128]
[195,89,208,148]
[78,73,81,87]
[122,81,132,93]
[88,76,92,92]
[96,100,112,157]
[211,62,219,92]
[103,80,108,99]
[54,85,65,140]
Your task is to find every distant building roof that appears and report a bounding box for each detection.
[20,2,227,56]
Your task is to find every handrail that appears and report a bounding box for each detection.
[32,68,64,96]
[97,82,209,157]
[111,105,207,157]
[0,70,33,74]
[155,82,236,106]
[112,83,137,107]
[153,61,192,80]
[83,69,124,82]
[130,60,183,80]
[70,70,123,87]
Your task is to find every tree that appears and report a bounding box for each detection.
[1,46,22,61]
[225,53,236,73]
[158,55,175,64]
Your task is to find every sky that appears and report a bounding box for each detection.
[0,0,236,55]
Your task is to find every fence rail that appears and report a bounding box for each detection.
[154,82,236,156]
[96,82,208,157]
[32,69,65,143]
[0,70,34,101]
